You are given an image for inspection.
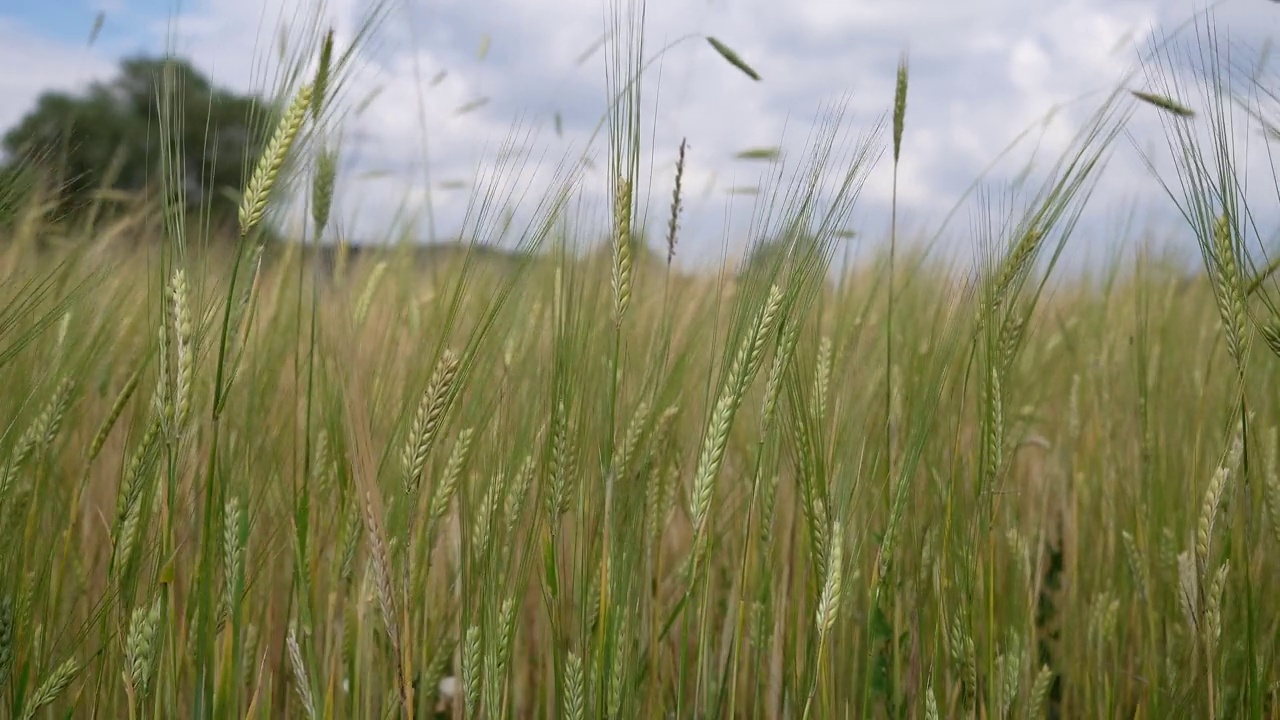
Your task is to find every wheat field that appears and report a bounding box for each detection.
[1,2,1279,719]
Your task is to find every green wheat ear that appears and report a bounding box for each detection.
[707,36,761,81]
[892,52,910,162]
[612,175,634,325]
[238,82,314,238]
[312,28,334,120]
[1131,89,1195,118]
[735,147,780,161]
[20,657,79,720]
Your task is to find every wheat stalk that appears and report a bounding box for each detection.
[125,598,162,701]
[690,284,783,541]
[168,268,192,433]
[666,139,687,264]
[287,625,317,719]
[20,657,79,720]
[612,175,634,325]
[239,83,314,238]
[401,348,461,494]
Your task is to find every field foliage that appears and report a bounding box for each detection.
[1,3,1280,718]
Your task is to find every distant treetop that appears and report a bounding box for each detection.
[1,55,275,237]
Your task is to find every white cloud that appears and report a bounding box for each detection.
[5,0,1280,269]
[90,0,129,14]
[0,19,117,150]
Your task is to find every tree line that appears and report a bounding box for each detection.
[0,55,273,238]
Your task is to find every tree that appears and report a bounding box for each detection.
[1,55,271,234]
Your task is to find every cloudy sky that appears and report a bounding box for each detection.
[3,0,1280,271]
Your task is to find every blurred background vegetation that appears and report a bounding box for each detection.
[0,55,272,241]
